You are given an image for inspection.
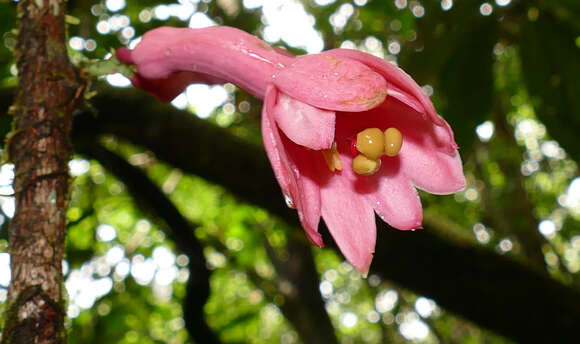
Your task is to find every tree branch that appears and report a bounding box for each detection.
[45,88,580,342]
[207,235,339,344]
[78,141,340,344]
[263,237,338,344]
[75,142,221,344]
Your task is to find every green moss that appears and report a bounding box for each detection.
[1,285,67,344]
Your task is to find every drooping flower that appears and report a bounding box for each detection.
[117,26,466,274]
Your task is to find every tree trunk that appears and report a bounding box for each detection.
[2,1,81,343]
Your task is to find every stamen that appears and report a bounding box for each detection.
[384,127,403,156]
[322,142,342,172]
[356,128,384,160]
[352,154,381,175]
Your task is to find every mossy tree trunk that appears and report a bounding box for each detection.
[2,1,82,343]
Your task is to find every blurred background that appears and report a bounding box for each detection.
[0,0,579,343]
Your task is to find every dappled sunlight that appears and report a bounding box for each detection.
[476,120,495,142]
[0,164,14,219]
[473,222,492,244]
[105,73,132,87]
[252,0,324,53]
[0,253,10,291]
[1,0,580,342]
[105,0,126,13]
[399,316,429,341]
[329,3,354,33]
[479,3,493,16]
[185,84,230,118]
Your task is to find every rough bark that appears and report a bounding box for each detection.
[2,1,81,343]
[71,89,580,343]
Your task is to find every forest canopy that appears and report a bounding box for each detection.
[0,0,579,343]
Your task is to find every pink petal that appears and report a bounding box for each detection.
[261,86,323,246]
[130,26,293,99]
[361,158,424,230]
[367,170,423,230]
[320,171,377,275]
[133,71,225,103]
[379,95,458,155]
[116,47,134,64]
[336,101,463,195]
[327,49,445,126]
[401,140,466,195]
[273,53,387,112]
[118,47,228,102]
[272,92,335,150]
[386,86,424,114]
[261,87,298,205]
[287,146,324,243]
[331,150,423,231]
[333,101,464,228]
[297,181,322,245]
[378,99,465,193]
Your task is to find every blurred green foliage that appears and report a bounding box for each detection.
[1,0,580,343]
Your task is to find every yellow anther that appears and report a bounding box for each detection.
[356,128,385,160]
[352,154,381,175]
[322,142,343,172]
[384,127,403,157]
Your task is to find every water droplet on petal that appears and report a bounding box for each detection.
[283,192,296,209]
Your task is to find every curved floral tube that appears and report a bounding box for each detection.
[117,26,466,274]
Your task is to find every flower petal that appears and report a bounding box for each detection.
[273,53,387,112]
[118,48,227,102]
[327,49,445,126]
[386,85,424,114]
[272,92,335,150]
[401,141,466,194]
[133,72,224,103]
[262,87,295,198]
[297,181,322,245]
[261,86,323,246]
[363,159,424,230]
[320,171,376,275]
[287,146,323,243]
[129,26,293,99]
[378,99,465,193]
[343,109,463,194]
[116,47,134,64]
[333,100,464,229]
[332,150,423,231]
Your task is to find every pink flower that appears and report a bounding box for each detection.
[117,26,465,274]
